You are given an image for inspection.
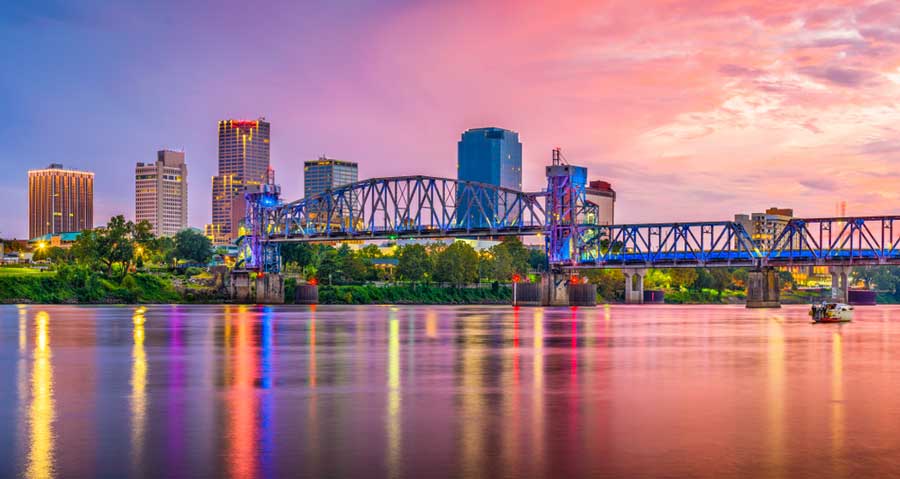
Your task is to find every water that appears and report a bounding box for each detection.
[1,304,900,478]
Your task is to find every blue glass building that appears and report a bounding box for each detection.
[456,127,523,229]
[457,127,522,191]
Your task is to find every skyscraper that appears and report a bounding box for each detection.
[303,156,358,198]
[210,118,270,244]
[457,127,523,228]
[135,150,188,237]
[303,156,359,227]
[28,164,94,238]
[457,127,522,191]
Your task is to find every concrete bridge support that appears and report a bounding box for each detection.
[623,268,647,304]
[746,268,780,308]
[229,271,285,304]
[831,266,852,303]
[524,273,597,307]
[541,272,570,306]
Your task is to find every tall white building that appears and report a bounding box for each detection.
[135,150,188,236]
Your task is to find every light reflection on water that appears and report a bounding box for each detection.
[130,307,147,475]
[26,311,54,479]
[4,304,900,478]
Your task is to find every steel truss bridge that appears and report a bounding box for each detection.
[243,174,900,273]
[268,175,547,240]
[577,217,900,269]
[242,176,565,271]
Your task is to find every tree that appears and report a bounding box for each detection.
[133,220,155,246]
[499,237,530,273]
[484,238,531,281]
[149,236,175,265]
[68,215,136,277]
[710,268,733,295]
[667,268,699,290]
[316,246,339,284]
[282,243,315,267]
[528,248,548,272]
[335,244,367,283]
[855,266,900,297]
[174,229,213,264]
[397,244,431,283]
[433,241,479,286]
[584,269,625,302]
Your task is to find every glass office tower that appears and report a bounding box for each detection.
[457,127,522,228]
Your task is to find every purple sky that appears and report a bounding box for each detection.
[3,0,900,238]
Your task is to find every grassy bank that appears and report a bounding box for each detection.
[0,269,182,304]
[290,283,512,305]
[0,269,511,305]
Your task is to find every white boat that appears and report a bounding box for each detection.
[810,302,853,323]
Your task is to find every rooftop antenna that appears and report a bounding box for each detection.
[552,147,569,166]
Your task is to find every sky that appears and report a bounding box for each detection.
[2,0,900,238]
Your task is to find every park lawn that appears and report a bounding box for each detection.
[0,267,53,276]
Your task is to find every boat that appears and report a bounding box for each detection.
[810,302,853,323]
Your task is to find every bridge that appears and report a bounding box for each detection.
[240,151,898,307]
[576,217,900,268]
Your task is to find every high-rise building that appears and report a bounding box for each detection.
[457,127,523,228]
[303,157,359,227]
[210,118,270,244]
[28,164,94,239]
[457,127,522,191]
[303,156,358,198]
[135,150,188,237]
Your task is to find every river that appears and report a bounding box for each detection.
[1,304,899,478]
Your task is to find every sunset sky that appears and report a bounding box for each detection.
[3,0,900,238]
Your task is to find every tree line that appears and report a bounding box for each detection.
[34,215,214,278]
[282,237,548,286]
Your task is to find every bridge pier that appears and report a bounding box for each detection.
[229,271,285,304]
[541,272,570,306]
[830,266,852,303]
[623,268,647,304]
[746,268,780,308]
[520,273,596,307]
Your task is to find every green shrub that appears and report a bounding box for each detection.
[315,284,511,305]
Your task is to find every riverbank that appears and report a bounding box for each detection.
[4,268,897,305]
[0,271,514,305]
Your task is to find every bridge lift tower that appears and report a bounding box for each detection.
[542,148,600,305]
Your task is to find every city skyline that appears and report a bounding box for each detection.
[4,1,900,238]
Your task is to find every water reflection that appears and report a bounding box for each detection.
[502,307,522,475]
[16,307,28,464]
[228,306,257,479]
[260,307,275,478]
[3,304,900,478]
[459,311,484,478]
[766,316,785,477]
[130,307,147,474]
[386,309,401,479]
[531,309,545,476]
[832,331,845,469]
[306,305,320,473]
[26,311,54,479]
